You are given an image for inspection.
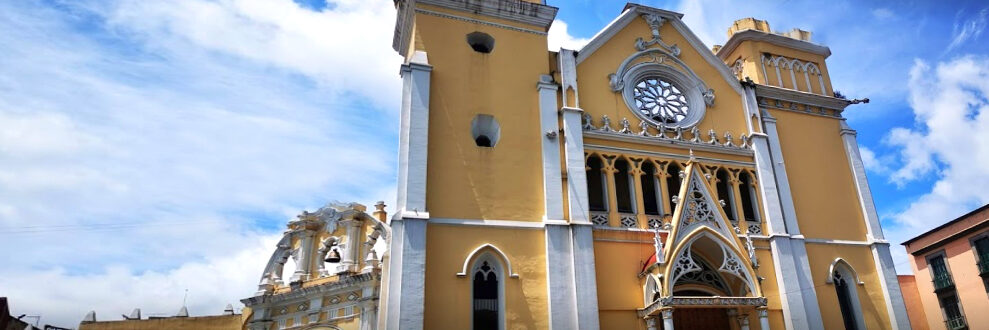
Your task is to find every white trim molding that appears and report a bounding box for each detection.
[457,244,519,278]
[826,258,865,285]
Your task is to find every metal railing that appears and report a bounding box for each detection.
[932,273,955,292]
[944,316,966,330]
[978,254,989,276]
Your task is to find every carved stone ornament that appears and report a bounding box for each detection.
[582,112,596,130]
[619,117,632,134]
[635,14,681,56]
[600,115,615,132]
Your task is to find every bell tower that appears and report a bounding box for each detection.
[381,1,572,330]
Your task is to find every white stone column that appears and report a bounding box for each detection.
[645,317,658,330]
[381,51,431,330]
[739,314,750,330]
[292,231,316,282]
[839,120,911,330]
[661,308,674,330]
[758,308,770,330]
[338,219,361,273]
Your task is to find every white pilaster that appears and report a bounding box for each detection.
[572,224,600,329]
[382,51,431,330]
[746,84,823,330]
[538,75,564,221]
[545,224,578,330]
[840,121,911,329]
[563,107,589,224]
[395,51,431,217]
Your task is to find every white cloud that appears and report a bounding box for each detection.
[3,233,279,326]
[0,0,401,325]
[882,56,989,273]
[858,146,890,174]
[547,19,590,51]
[947,8,988,51]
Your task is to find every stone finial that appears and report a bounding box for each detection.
[707,129,718,145]
[638,120,650,136]
[600,115,614,132]
[176,306,189,317]
[223,304,235,315]
[690,127,701,143]
[582,112,595,130]
[82,311,96,323]
[373,201,387,222]
[619,117,632,134]
[724,131,735,147]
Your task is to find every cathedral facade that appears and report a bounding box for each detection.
[380,1,909,329]
[80,1,911,330]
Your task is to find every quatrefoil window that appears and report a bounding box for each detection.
[633,76,689,124]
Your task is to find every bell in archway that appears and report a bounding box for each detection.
[325,249,342,263]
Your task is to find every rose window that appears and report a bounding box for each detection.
[632,76,689,124]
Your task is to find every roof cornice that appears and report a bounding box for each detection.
[717,29,831,60]
[417,0,558,29]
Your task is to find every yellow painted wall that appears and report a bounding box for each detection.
[576,19,750,147]
[412,7,551,221]
[592,236,654,330]
[769,109,869,241]
[805,243,892,330]
[423,224,549,329]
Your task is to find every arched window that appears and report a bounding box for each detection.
[613,158,635,213]
[586,156,607,212]
[666,162,682,204]
[738,171,758,222]
[714,169,736,221]
[472,255,502,330]
[830,260,865,330]
[640,161,661,215]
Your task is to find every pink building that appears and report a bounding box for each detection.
[902,204,989,330]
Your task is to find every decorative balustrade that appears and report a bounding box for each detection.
[745,222,764,235]
[590,211,609,227]
[581,114,751,151]
[619,213,638,228]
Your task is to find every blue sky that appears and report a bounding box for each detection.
[1,0,987,326]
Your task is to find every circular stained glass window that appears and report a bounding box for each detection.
[632,76,689,124]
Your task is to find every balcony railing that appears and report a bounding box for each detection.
[978,254,989,276]
[944,316,966,330]
[932,273,955,292]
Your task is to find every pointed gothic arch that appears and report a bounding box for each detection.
[457,244,519,278]
[663,228,759,297]
[827,258,866,330]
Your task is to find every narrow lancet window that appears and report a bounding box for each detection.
[666,163,682,205]
[473,260,499,330]
[614,158,635,213]
[586,156,607,212]
[715,169,736,221]
[641,161,660,215]
[739,172,758,222]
